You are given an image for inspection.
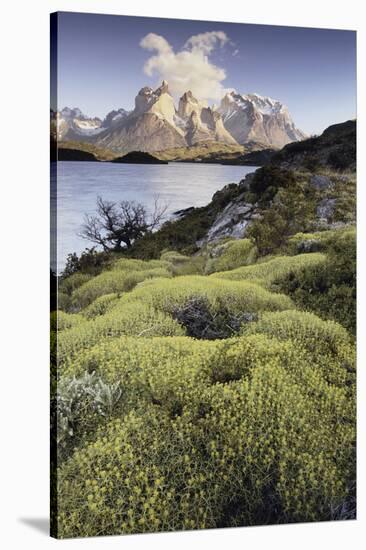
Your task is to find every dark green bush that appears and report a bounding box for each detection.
[171,296,257,340]
[328,148,356,171]
[249,166,297,203]
[62,248,114,277]
[274,231,356,333]
[247,182,317,255]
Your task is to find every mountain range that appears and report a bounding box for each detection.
[55,81,307,154]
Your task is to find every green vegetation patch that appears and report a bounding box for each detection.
[276,229,356,333]
[121,275,294,316]
[205,238,257,274]
[70,260,172,310]
[57,329,354,536]
[211,252,326,288]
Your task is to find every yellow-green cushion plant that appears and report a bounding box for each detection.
[205,238,257,274]
[242,310,355,387]
[57,310,86,331]
[57,302,185,366]
[56,358,354,537]
[121,275,294,316]
[71,267,172,309]
[211,252,326,288]
[81,293,119,320]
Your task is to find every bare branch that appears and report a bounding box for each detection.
[149,196,168,230]
[79,196,167,252]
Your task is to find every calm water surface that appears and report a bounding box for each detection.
[51,161,257,272]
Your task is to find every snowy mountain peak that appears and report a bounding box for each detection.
[60,107,89,120]
[219,91,306,148]
[102,108,129,128]
[246,93,286,115]
[57,85,306,151]
[56,106,131,140]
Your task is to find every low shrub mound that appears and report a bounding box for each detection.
[211,253,326,288]
[57,276,292,364]
[59,272,93,296]
[70,260,172,310]
[204,238,257,274]
[56,330,355,536]
[81,294,119,320]
[57,302,185,365]
[57,311,86,331]
[286,227,355,256]
[277,229,356,333]
[242,310,355,387]
[53,223,356,537]
[121,275,294,315]
[161,250,205,276]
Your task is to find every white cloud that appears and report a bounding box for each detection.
[139,31,231,102]
[184,31,228,54]
[140,33,173,55]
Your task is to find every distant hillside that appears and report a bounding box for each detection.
[58,148,99,162]
[155,140,274,165]
[221,148,277,166]
[57,139,273,166]
[58,140,116,161]
[155,141,245,162]
[271,120,356,171]
[111,151,168,164]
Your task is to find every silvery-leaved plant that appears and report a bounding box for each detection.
[86,379,122,417]
[56,372,122,448]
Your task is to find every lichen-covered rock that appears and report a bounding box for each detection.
[206,201,256,242]
[317,198,337,221]
[310,174,333,190]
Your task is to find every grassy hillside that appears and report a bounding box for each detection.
[58,140,117,161]
[52,225,356,537]
[271,119,356,171]
[58,140,262,164]
[155,140,272,163]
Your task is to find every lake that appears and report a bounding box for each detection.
[51,161,258,273]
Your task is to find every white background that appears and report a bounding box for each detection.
[0,0,365,548]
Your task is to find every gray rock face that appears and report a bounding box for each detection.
[96,112,186,153]
[178,90,202,119]
[310,175,333,190]
[317,198,337,220]
[184,101,237,146]
[206,200,256,243]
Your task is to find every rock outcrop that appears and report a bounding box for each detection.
[175,120,356,246]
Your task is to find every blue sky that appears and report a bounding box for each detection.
[55,12,356,135]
